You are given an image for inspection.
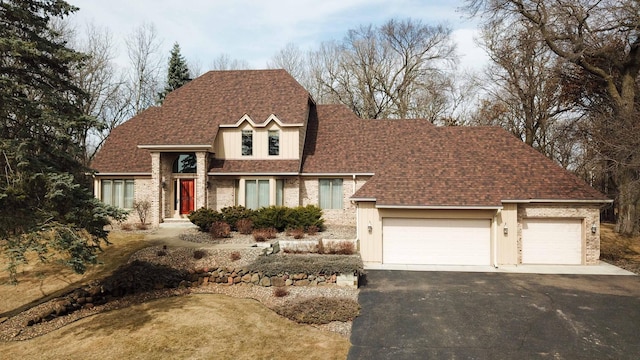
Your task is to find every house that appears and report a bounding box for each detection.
[92,69,610,267]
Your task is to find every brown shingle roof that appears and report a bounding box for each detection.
[92,69,310,173]
[91,107,159,173]
[209,159,300,174]
[303,104,606,205]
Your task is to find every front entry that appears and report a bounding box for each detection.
[179,179,195,215]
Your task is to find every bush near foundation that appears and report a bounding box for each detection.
[220,205,255,231]
[188,207,223,232]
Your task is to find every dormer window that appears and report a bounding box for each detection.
[242,130,253,156]
[268,130,279,156]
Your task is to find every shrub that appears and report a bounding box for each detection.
[193,250,208,259]
[247,254,364,277]
[323,241,356,255]
[252,228,277,242]
[306,225,319,235]
[253,206,289,231]
[275,298,360,324]
[273,287,289,297]
[230,251,241,261]
[135,222,148,230]
[220,205,255,230]
[287,205,325,231]
[188,207,223,232]
[156,250,167,256]
[120,223,133,231]
[210,221,231,238]
[132,199,151,225]
[236,218,254,235]
[288,227,305,239]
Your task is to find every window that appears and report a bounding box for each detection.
[276,179,284,206]
[268,130,279,156]
[172,153,197,173]
[245,179,269,209]
[242,130,253,156]
[319,179,343,209]
[101,179,134,209]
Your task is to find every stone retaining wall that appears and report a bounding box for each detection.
[183,267,358,288]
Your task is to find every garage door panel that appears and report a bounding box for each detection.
[522,219,582,265]
[382,218,491,266]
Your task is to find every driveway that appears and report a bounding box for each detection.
[349,271,640,359]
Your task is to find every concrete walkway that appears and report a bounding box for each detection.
[145,223,262,250]
[365,262,635,275]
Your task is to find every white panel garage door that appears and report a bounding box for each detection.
[382,218,491,265]
[522,219,582,265]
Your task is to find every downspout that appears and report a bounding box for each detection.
[493,212,499,268]
[352,174,356,194]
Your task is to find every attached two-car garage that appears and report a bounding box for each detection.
[382,218,491,266]
[378,217,584,266]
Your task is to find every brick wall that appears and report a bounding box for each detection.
[517,204,601,264]
[300,176,370,226]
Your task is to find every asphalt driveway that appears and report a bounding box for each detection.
[349,271,640,359]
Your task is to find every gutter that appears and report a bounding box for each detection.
[501,199,613,204]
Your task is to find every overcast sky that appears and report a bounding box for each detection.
[68,0,488,73]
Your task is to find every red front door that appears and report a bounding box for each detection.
[180,179,195,214]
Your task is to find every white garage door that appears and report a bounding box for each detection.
[522,219,582,265]
[382,218,491,265]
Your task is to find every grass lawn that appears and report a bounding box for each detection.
[0,294,350,360]
[0,232,148,317]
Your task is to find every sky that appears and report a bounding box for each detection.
[67,0,488,73]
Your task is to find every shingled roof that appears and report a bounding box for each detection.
[92,69,607,206]
[300,107,607,206]
[92,69,311,173]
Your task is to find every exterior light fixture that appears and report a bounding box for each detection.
[591,223,597,234]
[503,223,508,235]
[367,221,373,233]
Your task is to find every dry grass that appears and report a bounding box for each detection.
[0,232,147,316]
[0,294,350,360]
[275,297,360,325]
[600,223,640,274]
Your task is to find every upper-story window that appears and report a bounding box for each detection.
[242,130,253,156]
[268,130,279,156]
[173,153,197,173]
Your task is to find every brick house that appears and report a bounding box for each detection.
[92,69,610,267]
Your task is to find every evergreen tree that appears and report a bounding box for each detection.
[0,0,126,282]
[158,42,191,103]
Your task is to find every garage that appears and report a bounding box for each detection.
[521,218,583,265]
[382,218,491,265]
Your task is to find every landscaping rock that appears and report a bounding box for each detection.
[241,273,252,282]
[251,273,260,284]
[285,279,293,286]
[295,279,310,286]
[259,276,271,287]
[271,277,285,287]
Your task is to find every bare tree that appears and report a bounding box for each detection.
[209,53,250,70]
[467,0,640,234]
[309,18,457,120]
[72,23,131,162]
[125,22,163,114]
[473,19,575,165]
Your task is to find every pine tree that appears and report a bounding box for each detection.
[158,42,191,103]
[0,0,127,282]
